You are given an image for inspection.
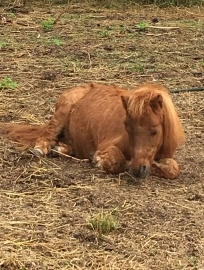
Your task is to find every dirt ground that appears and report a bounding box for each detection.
[0,1,204,269]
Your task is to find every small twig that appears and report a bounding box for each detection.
[86,51,92,68]
[51,149,89,162]
[147,26,180,30]
[171,87,204,93]
[161,198,194,210]
[53,10,66,25]
[141,233,159,249]
[124,171,137,181]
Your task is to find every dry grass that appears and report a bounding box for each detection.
[0,2,204,269]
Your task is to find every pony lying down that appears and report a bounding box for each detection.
[0,83,185,179]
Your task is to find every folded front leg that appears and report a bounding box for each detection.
[151,158,180,179]
[93,145,128,174]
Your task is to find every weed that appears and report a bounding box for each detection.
[126,59,144,73]
[0,41,7,49]
[136,22,149,30]
[52,37,63,46]
[98,29,112,38]
[85,13,94,19]
[8,12,16,18]
[200,60,204,67]
[188,256,199,266]
[0,77,18,89]
[88,211,118,235]
[148,246,157,256]
[41,18,55,30]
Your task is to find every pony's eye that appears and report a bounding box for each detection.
[124,120,129,128]
[151,130,158,136]
[124,123,130,132]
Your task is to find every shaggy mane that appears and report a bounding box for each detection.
[127,89,156,118]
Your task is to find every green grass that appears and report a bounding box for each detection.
[128,62,144,72]
[0,77,18,89]
[52,37,64,46]
[200,60,204,66]
[136,22,149,30]
[97,29,112,38]
[0,41,7,49]
[41,18,55,30]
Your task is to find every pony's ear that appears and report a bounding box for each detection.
[121,95,130,110]
[150,94,163,113]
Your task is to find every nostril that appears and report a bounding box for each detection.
[129,164,149,178]
[140,165,147,175]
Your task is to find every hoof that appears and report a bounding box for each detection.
[53,146,62,152]
[93,154,102,168]
[33,147,44,157]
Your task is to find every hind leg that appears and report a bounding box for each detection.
[33,107,69,156]
[93,145,128,174]
[151,158,180,179]
[33,86,90,156]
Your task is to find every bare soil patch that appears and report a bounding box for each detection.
[0,2,204,269]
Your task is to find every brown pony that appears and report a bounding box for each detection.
[0,83,185,179]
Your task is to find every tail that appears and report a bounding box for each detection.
[0,122,49,149]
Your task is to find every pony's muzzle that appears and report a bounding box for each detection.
[129,164,149,178]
